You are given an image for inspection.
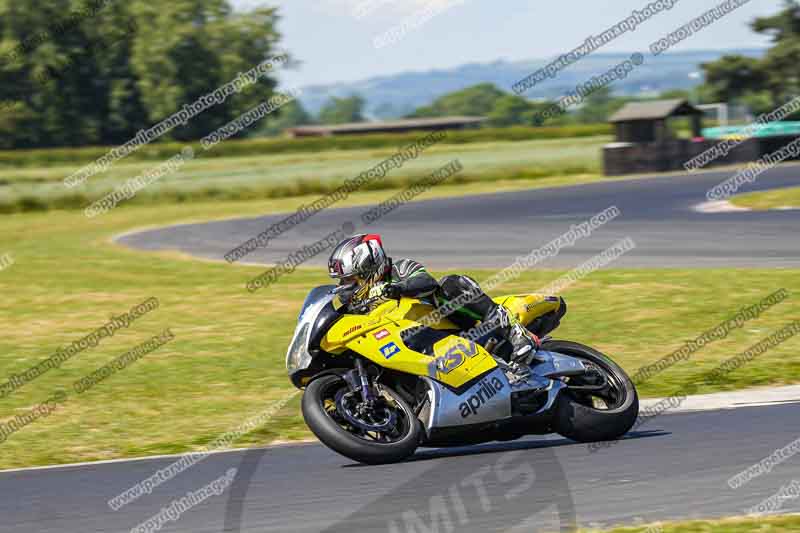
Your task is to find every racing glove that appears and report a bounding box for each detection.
[382,283,402,299]
[366,282,401,299]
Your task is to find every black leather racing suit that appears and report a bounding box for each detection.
[342,258,532,360]
[382,258,502,333]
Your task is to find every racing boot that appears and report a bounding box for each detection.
[508,322,542,363]
[486,306,541,362]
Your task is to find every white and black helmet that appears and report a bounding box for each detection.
[328,233,388,283]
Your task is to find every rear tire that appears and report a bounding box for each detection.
[546,340,639,443]
[302,375,421,464]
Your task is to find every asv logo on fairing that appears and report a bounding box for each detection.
[459,377,504,418]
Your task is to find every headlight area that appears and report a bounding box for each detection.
[286,322,312,373]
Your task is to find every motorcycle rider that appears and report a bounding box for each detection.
[327,233,539,360]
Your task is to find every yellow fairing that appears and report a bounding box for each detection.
[320,298,495,388]
[494,294,561,326]
[319,294,560,389]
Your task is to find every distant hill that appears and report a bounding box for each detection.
[297,48,766,120]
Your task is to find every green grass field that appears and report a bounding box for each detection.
[731,185,800,210]
[0,135,608,213]
[1,182,799,469]
[0,124,612,168]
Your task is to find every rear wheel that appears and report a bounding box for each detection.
[546,340,639,443]
[302,375,421,464]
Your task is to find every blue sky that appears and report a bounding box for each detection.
[232,0,784,88]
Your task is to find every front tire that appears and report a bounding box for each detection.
[546,340,639,443]
[302,375,421,464]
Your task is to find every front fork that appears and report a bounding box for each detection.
[355,358,374,404]
[344,358,375,405]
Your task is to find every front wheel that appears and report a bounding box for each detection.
[301,375,421,464]
[546,340,639,443]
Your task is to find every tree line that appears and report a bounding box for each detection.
[0,0,282,149]
[2,0,798,150]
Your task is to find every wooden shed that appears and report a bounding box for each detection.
[601,99,760,176]
[608,99,704,143]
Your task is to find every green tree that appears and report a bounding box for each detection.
[758,16,800,105]
[486,95,532,127]
[128,1,282,140]
[574,87,629,124]
[408,83,505,118]
[698,1,800,113]
[0,0,283,149]
[318,94,365,124]
[751,0,800,42]
[701,55,766,103]
[258,98,313,136]
[740,90,777,115]
[487,94,556,126]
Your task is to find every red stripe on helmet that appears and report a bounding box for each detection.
[363,233,383,246]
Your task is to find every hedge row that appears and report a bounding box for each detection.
[0,124,612,168]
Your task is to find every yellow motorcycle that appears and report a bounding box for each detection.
[287,284,638,464]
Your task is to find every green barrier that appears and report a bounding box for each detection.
[703,121,800,140]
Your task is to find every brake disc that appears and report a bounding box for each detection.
[335,389,397,432]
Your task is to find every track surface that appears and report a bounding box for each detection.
[118,165,800,268]
[2,404,799,532]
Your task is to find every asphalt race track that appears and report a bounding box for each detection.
[118,165,800,269]
[2,403,799,532]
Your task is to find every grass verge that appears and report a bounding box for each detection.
[731,186,800,210]
[0,189,798,469]
[0,135,607,214]
[592,514,800,532]
[0,124,612,168]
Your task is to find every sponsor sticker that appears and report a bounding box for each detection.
[380,342,401,359]
[459,377,505,418]
[428,340,478,376]
[373,329,390,340]
[343,324,362,336]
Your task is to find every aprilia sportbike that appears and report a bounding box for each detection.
[286,285,638,464]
